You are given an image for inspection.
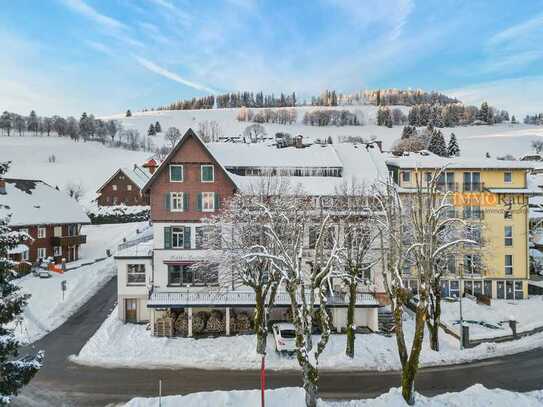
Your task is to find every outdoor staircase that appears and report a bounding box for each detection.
[378,309,395,333]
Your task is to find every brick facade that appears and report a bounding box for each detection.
[97,169,150,206]
[148,134,237,223]
[12,223,86,263]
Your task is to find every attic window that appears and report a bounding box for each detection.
[170,165,184,182]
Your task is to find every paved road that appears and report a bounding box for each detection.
[13,277,543,406]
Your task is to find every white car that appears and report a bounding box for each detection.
[38,269,52,278]
[272,323,297,354]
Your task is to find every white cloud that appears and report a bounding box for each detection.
[60,0,125,31]
[85,40,115,56]
[446,76,543,117]
[134,56,217,94]
[488,12,543,47]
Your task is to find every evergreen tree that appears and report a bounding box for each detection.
[0,162,44,402]
[401,125,417,139]
[447,133,460,156]
[485,152,491,158]
[477,102,490,123]
[126,109,132,117]
[27,111,38,136]
[511,115,517,124]
[428,130,448,156]
[154,121,162,133]
[148,124,156,136]
[0,112,11,137]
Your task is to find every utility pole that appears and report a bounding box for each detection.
[459,267,464,350]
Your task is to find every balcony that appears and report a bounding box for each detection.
[51,235,87,246]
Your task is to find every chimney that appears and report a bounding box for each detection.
[143,159,158,174]
[0,179,6,195]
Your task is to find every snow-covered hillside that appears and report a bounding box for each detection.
[106,107,543,159]
[0,136,150,204]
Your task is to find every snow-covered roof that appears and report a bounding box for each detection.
[148,290,379,308]
[207,142,343,168]
[122,166,151,189]
[97,166,151,193]
[0,179,90,227]
[385,151,535,170]
[226,143,388,196]
[8,244,29,255]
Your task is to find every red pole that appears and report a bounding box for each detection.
[261,354,266,407]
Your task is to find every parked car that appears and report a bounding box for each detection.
[38,269,52,278]
[272,322,296,354]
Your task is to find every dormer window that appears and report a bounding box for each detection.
[201,165,214,182]
[170,165,183,182]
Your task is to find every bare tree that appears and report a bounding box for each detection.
[64,181,85,201]
[532,140,543,154]
[164,127,182,149]
[197,120,223,143]
[334,182,381,358]
[243,123,266,143]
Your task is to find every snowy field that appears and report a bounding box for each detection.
[71,306,543,371]
[440,297,543,340]
[0,135,150,204]
[106,107,543,160]
[125,384,543,407]
[12,222,147,344]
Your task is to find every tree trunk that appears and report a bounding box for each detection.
[303,364,319,407]
[345,282,357,358]
[401,304,426,405]
[254,289,267,355]
[426,290,441,352]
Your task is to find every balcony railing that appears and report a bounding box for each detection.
[51,235,87,246]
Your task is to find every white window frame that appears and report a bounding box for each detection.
[54,226,62,237]
[127,184,132,191]
[201,165,215,183]
[505,255,513,275]
[37,247,47,259]
[127,264,146,286]
[504,171,512,184]
[112,184,118,191]
[202,192,215,212]
[170,192,184,212]
[171,227,185,248]
[504,225,513,246]
[22,249,29,261]
[53,246,62,256]
[169,165,184,182]
[19,228,29,236]
[37,227,47,239]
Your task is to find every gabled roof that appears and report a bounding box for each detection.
[142,128,238,193]
[96,166,150,193]
[0,178,90,227]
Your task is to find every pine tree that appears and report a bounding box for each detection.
[0,112,11,137]
[478,102,490,123]
[27,111,38,136]
[0,162,44,402]
[148,124,156,136]
[447,133,460,156]
[126,109,132,117]
[154,121,162,133]
[511,115,517,124]
[428,130,448,156]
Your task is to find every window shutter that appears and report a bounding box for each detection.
[197,192,202,211]
[164,227,172,249]
[183,192,189,211]
[164,193,170,211]
[214,192,220,210]
[184,226,191,249]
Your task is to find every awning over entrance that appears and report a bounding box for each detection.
[147,290,380,308]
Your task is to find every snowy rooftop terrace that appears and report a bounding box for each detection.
[148,290,379,308]
[385,151,535,169]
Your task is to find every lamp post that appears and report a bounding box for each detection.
[459,267,464,350]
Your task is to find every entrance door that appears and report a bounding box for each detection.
[497,281,505,299]
[125,299,137,323]
[68,246,76,262]
[506,281,514,300]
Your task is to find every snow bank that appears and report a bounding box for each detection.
[71,306,543,371]
[440,297,543,340]
[124,384,543,407]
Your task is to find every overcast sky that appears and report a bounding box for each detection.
[1,0,543,117]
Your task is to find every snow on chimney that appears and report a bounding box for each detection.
[142,159,158,174]
[0,179,5,195]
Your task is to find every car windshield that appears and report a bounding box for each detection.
[280,329,296,338]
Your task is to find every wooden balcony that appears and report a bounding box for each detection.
[51,235,87,246]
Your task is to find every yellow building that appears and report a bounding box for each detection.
[386,152,539,299]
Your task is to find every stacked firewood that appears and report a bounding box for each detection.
[174,312,188,336]
[206,310,225,333]
[193,311,210,334]
[236,312,252,332]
